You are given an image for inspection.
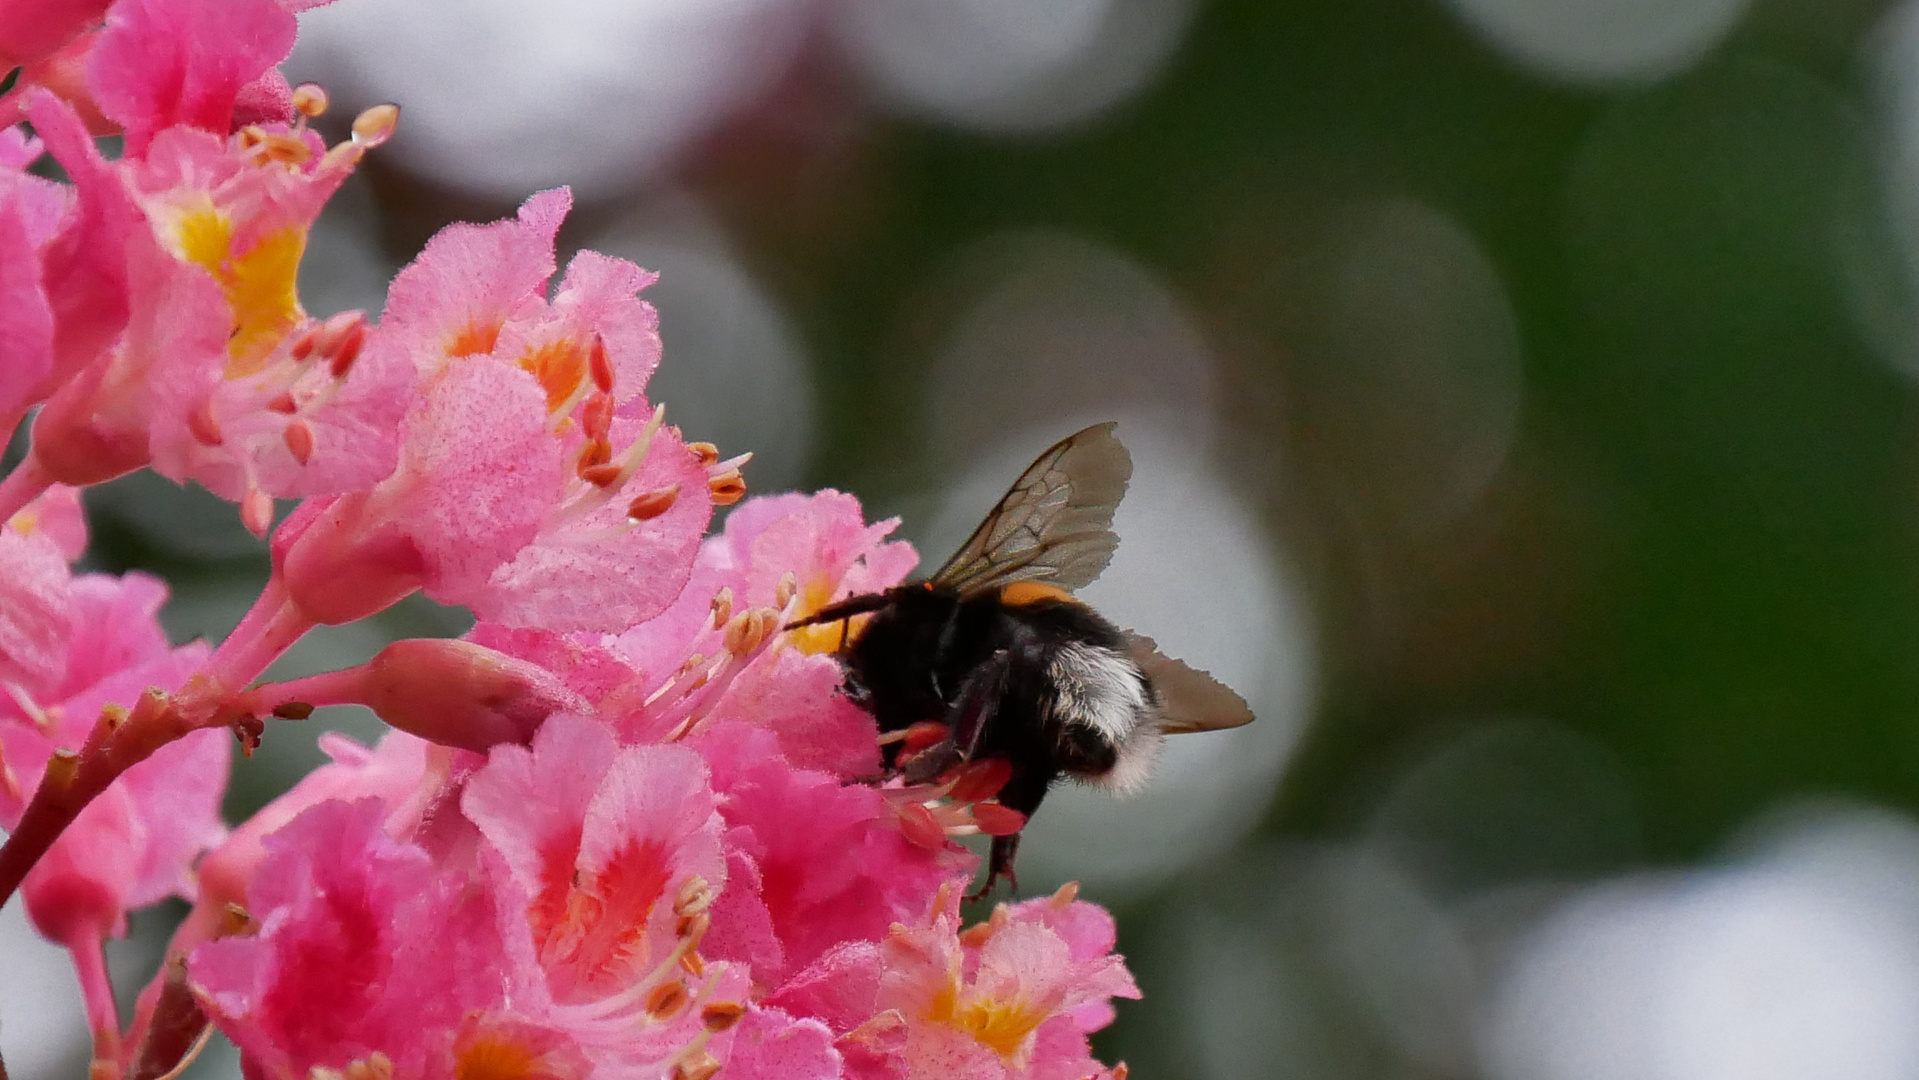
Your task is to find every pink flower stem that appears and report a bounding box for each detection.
[243,666,370,714]
[68,925,124,1071]
[201,576,316,693]
[0,451,55,526]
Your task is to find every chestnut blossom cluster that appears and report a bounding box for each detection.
[0,0,1141,1077]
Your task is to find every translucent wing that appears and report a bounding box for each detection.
[1126,633,1255,734]
[928,422,1132,596]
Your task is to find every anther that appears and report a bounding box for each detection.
[328,319,367,379]
[241,488,275,539]
[707,469,746,507]
[219,902,259,938]
[700,1002,745,1032]
[581,462,624,487]
[971,802,1025,837]
[670,1054,721,1080]
[710,588,734,630]
[291,82,329,118]
[1050,880,1080,909]
[283,420,315,465]
[267,392,298,414]
[775,571,797,609]
[1113,1063,1129,1080]
[272,702,314,720]
[577,438,612,473]
[627,484,680,522]
[188,398,224,446]
[644,981,688,1019]
[722,611,764,656]
[900,721,950,757]
[589,335,614,394]
[350,103,400,147]
[582,393,613,442]
[687,441,720,467]
[947,758,1012,804]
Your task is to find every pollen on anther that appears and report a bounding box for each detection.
[710,588,734,630]
[582,394,613,442]
[687,441,720,467]
[700,1002,745,1033]
[329,321,367,379]
[241,488,275,539]
[707,469,746,507]
[292,82,329,118]
[628,484,680,522]
[267,392,297,414]
[775,571,798,609]
[644,981,688,1019]
[589,336,614,393]
[284,420,315,465]
[351,103,400,147]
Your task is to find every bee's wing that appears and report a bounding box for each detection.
[1126,633,1255,734]
[928,422,1132,596]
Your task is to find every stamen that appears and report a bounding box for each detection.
[699,1002,745,1032]
[674,876,715,918]
[283,420,315,465]
[670,1054,721,1080]
[686,441,720,467]
[291,82,328,118]
[582,393,613,442]
[267,392,298,414]
[240,488,275,539]
[645,981,689,1020]
[327,318,367,379]
[775,571,797,610]
[1049,880,1080,909]
[707,469,746,507]
[589,335,614,393]
[709,588,734,630]
[188,398,224,446]
[351,103,400,147]
[627,484,680,522]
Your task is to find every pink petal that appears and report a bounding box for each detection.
[25,92,134,399]
[721,1007,842,1080]
[87,0,297,156]
[550,250,660,407]
[377,189,570,375]
[393,358,560,606]
[461,714,616,895]
[702,647,882,778]
[472,422,712,633]
[0,525,73,698]
[0,0,107,69]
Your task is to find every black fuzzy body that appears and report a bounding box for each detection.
[840,584,1139,828]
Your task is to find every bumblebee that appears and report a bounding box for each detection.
[792,422,1254,894]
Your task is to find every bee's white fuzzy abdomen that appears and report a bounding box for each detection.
[1048,642,1163,793]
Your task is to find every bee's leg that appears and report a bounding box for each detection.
[973,834,1020,902]
[903,648,1011,784]
[970,766,1053,901]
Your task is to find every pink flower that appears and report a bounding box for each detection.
[190,799,592,1080]
[274,190,718,632]
[771,885,1140,1080]
[86,0,295,157]
[0,125,74,435]
[20,90,406,511]
[695,722,959,987]
[705,490,918,657]
[461,715,726,1004]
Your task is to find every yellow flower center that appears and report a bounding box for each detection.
[787,574,860,656]
[169,198,306,376]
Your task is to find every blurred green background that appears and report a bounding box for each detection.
[22,0,1919,1075]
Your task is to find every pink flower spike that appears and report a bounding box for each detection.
[248,637,592,754]
[87,0,298,157]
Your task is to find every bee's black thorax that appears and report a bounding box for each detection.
[840,585,1149,821]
